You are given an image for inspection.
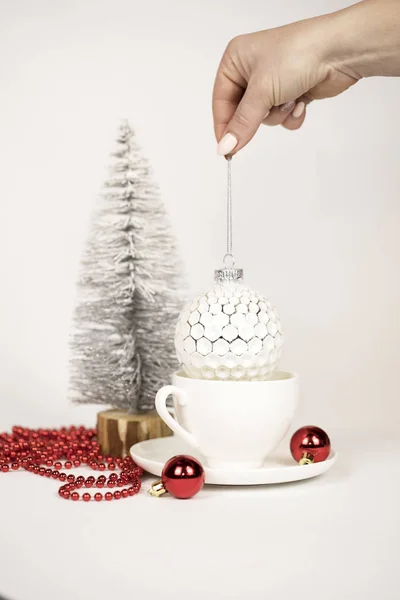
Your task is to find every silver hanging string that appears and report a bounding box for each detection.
[215,155,243,282]
[226,154,233,259]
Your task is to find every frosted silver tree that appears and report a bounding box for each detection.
[70,121,183,412]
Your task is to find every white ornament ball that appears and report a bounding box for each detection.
[175,281,283,380]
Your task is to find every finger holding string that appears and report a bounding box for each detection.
[214,57,273,156]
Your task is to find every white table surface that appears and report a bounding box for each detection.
[0,408,399,600]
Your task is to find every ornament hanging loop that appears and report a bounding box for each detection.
[223,253,235,269]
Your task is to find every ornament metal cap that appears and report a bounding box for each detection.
[215,253,243,282]
[148,480,167,497]
[299,452,315,466]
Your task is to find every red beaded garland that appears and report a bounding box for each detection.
[0,425,143,501]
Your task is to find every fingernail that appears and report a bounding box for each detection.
[217,133,238,156]
[292,101,306,118]
[264,110,270,119]
[279,100,295,113]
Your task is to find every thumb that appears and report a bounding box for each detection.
[217,83,271,156]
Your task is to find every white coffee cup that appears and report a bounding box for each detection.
[155,370,298,470]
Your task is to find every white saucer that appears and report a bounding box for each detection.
[130,436,337,486]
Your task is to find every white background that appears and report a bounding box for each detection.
[0,1,399,599]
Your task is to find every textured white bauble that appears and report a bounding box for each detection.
[175,279,283,381]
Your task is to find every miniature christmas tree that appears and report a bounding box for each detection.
[70,121,183,413]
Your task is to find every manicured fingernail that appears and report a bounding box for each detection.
[217,133,238,156]
[292,101,306,118]
[280,100,295,113]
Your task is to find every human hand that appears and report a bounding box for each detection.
[213,0,400,155]
[213,18,357,155]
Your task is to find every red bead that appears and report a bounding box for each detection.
[11,463,20,470]
[54,462,62,469]
[290,426,331,464]
[121,489,129,498]
[94,493,102,502]
[1,464,9,472]
[82,493,91,502]
[63,490,70,499]
[113,491,121,500]
[64,461,72,469]
[71,492,79,501]
[73,460,81,467]
[59,473,66,481]
[52,470,60,479]
[105,492,112,501]
[67,474,75,482]
[161,455,205,499]
[45,469,52,477]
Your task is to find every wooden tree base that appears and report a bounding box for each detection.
[97,409,172,458]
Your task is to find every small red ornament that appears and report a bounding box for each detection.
[149,455,205,499]
[290,426,331,465]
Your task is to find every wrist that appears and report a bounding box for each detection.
[318,0,400,78]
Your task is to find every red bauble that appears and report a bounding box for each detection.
[290,426,331,465]
[161,455,205,499]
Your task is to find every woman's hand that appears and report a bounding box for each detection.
[213,0,400,155]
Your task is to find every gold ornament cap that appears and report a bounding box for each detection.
[299,452,315,466]
[148,480,167,497]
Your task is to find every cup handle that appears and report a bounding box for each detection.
[155,385,199,449]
